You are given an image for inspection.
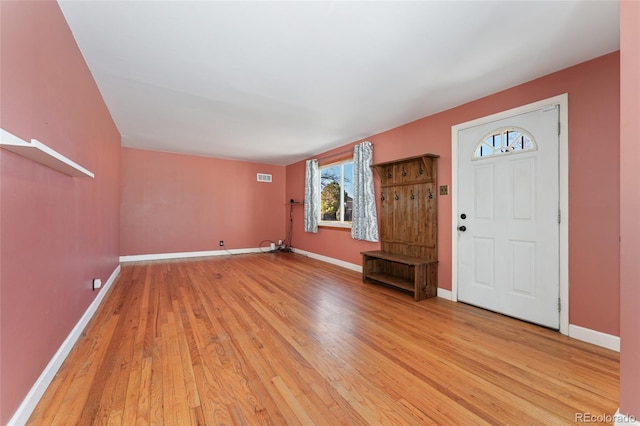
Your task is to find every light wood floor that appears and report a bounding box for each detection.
[29,253,619,425]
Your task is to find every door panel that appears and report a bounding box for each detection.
[473,237,495,287]
[510,240,535,295]
[511,159,535,220]
[473,164,495,220]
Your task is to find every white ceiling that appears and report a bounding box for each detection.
[58,1,619,166]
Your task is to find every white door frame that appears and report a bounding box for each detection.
[451,93,569,335]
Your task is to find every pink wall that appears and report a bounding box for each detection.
[120,148,286,255]
[287,52,621,337]
[0,1,121,423]
[619,1,640,419]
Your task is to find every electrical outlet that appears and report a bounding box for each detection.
[92,278,101,291]
[439,185,449,195]
[219,240,224,247]
[278,240,283,246]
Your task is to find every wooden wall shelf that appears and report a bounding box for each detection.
[0,129,94,178]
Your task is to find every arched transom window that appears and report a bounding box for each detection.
[473,127,537,160]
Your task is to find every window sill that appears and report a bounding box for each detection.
[319,222,352,231]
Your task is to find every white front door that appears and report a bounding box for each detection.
[457,106,560,329]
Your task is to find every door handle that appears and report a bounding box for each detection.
[458,226,467,232]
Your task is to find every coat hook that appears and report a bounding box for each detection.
[394,191,399,201]
[428,188,433,199]
[410,189,415,200]
[381,192,385,201]
[387,171,392,179]
[402,167,407,177]
[419,166,424,175]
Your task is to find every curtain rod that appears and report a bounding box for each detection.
[314,147,353,161]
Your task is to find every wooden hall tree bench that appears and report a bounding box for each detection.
[361,154,439,301]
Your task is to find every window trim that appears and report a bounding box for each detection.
[318,158,353,229]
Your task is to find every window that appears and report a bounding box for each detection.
[319,159,353,227]
[473,127,537,160]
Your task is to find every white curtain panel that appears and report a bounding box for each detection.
[351,141,379,242]
[303,159,319,233]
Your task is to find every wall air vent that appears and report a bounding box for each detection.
[257,173,272,183]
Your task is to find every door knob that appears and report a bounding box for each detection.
[458,226,467,232]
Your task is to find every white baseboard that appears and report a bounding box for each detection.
[569,324,620,352]
[119,247,264,263]
[615,409,640,425]
[8,264,121,426]
[437,288,453,300]
[291,248,362,273]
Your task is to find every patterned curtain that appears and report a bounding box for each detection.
[304,159,319,233]
[351,141,379,242]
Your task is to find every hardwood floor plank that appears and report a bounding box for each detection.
[133,356,152,425]
[171,298,202,410]
[148,331,165,424]
[28,253,619,425]
[121,356,142,424]
[271,375,318,425]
